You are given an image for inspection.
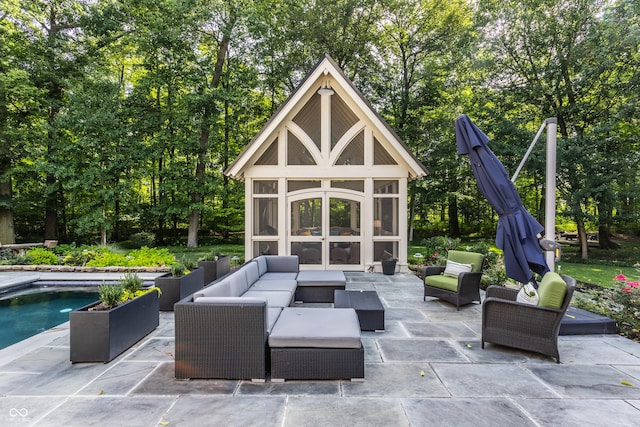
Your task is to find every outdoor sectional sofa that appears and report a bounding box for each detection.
[174,255,363,382]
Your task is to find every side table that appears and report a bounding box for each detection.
[334,290,384,331]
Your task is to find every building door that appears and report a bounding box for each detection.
[289,191,362,269]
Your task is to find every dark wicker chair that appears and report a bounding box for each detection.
[481,274,577,363]
[422,250,485,310]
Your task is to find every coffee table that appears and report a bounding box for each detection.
[334,290,384,331]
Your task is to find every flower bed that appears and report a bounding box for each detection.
[572,271,640,342]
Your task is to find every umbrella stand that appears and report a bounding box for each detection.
[510,117,558,272]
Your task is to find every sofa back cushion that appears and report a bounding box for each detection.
[537,272,567,309]
[253,256,268,276]
[229,268,251,296]
[193,278,231,299]
[265,255,299,273]
[241,262,261,287]
[447,250,484,272]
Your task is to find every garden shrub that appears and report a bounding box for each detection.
[25,247,58,265]
[573,269,640,342]
[129,232,156,249]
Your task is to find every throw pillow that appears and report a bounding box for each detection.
[516,283,539,305]
[443,260,473,278]
[537,272,567,309]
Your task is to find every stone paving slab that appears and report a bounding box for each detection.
[517,398,640,426]
[378,339,469,362]
[342,363,450,397]
[37,396,175,426]
[0,396,67,425]
[525,364,640,398]
[284,396,410,426]
[77,361,158,396]
[402,397,536,426]
[404,320,477,338]
[432,363,560,398]
[161,395,286,426]
[131,362,238,395]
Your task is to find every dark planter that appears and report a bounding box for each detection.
[155,267,205,311]
[70,290,160,363]
[197,255,231,285]
[382,259,397,275]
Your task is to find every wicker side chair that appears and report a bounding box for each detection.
[481,274,577,363]
[422,250,485,310]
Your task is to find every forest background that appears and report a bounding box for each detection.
[1,0,639,262]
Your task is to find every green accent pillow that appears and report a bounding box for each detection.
[537,272,567,309]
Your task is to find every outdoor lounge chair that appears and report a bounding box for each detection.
[422,250,485,310]
[481,273,577,363]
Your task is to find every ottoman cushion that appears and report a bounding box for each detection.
[268,307,361,349]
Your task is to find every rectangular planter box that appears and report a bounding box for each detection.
[70,290,160,363]
[198,255,230,285]
[155,267,205,311]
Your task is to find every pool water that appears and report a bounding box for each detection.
[0,287,99,349]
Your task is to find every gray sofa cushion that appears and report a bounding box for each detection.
[242,290,293,308]
[249,279,298,293]
[241,262,261,286]
[193,278,231,299]
[192,297,265,305]
[268,307,361,348]
[260,272,299,280]
[265,255,299,273]
[267,307,283,333]
[229,268,251,296]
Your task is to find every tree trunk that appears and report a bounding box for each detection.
[448,195,460,237]
[598,224,619,249]
[186,16,234,248]
[0,158,15,244]
[576,217,589,260]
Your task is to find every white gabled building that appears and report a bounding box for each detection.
[225,54,427,272]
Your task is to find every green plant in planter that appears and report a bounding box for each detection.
[97,283,125,309]
[93,273,160,310]
[170,263,188,277]
[199,248,222,262]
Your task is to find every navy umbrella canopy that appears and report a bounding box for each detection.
[455,114,549,284]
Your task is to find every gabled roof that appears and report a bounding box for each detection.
[225,53,427,180]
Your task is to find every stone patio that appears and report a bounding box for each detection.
[0,271,639,426]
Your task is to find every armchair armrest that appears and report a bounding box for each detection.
[485,285,519,301]
[422,265,445,280]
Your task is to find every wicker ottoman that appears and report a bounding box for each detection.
[268,307,364,381]
[294,270,346,303]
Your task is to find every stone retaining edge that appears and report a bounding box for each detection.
[0,265,171,273]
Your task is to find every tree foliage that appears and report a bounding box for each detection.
[0,0,638,250]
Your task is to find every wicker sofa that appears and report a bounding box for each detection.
[174,255,361,382]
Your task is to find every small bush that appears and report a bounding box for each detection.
[573,269,640,342]
[0,249,18,264]
[98,283,124,308]
[119,272,143,294]
[129,232,156,249]
[25,247,59,265]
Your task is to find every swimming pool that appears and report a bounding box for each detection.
[0,286,99,349]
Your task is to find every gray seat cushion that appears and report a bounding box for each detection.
[295,270,346,287]
[242,290,293,308]
[267,307,283,333]
[268,307,361,348]
[249,279,298,293]
[260,272,298,281]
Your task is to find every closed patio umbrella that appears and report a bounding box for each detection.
[455,114,549,284]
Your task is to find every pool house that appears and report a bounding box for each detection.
[225,54,427,272]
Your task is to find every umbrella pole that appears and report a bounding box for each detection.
[545,118,558,272]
